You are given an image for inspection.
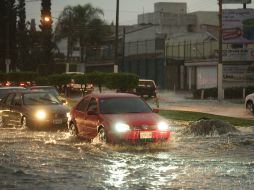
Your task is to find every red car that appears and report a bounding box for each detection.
[68,93,170,144]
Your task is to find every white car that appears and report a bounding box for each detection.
[245,93,254,113]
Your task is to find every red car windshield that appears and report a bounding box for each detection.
[99,97,152,114]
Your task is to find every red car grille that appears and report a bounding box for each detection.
[132,125,157,130]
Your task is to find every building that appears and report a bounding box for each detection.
[122,2,218,89]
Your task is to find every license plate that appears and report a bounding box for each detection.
[140,131,152,139]
[53,119,62,125]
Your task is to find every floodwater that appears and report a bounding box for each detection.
[0,125,253,190]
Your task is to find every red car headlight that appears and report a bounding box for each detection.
[157,122,169,131]
[115,122,130,133]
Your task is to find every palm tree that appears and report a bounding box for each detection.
[55,4,110,70]
[55,6,75,62]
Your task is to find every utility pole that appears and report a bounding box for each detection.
[218,0,224,101]
[114,0,119,73]
[122,27,125,67]
[5,3,11,73]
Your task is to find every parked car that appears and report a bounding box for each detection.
[28,86,68,105]
[0,87,26,101]
[0,91,69,129]
[67,79,94,94]
[135,79,157,98]
[68,93,170,144]
[65,72,94,94]
[245,93,254,113]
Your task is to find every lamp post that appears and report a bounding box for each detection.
[114,0,119,73]
[5,7,10,73]
[218,0,224,101]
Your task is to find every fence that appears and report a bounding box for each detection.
[165,40,219,61]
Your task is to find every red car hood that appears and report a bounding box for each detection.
[101,112,166,127]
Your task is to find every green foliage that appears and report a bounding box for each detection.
[105,73,139,92]
[48,74,71,86]
[55,4,110,63]
[86,72,105,86]
[6,72,38,83]
[35,77,49,85]
[72,74,87,85]
[0,72,139,93]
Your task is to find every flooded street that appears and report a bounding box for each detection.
[0,126,254,190]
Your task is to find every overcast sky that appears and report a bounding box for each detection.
[26,0,254,26]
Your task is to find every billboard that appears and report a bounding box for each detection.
[222,0,251,4]
[223,63,254,88]
[222,48,254,61]
[223,9,254,44]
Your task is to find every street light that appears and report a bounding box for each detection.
[43,16,51,22]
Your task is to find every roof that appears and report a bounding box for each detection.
[88,93,138,99]
[167,31,217,44]
[29,86,55,89]
[0,87,26,90]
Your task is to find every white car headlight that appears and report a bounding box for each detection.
[115,122,130,133]
[35,110,46,120]
[157,122,169,131]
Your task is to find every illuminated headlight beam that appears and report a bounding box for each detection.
[35,110,46,120]
[157,122,169,131]
[115,122,130,133]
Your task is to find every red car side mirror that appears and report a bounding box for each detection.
[152,108,160,113]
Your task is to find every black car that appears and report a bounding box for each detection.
[135,79,157,98]
[0,91,69,129]
[0,87,26,101]
[28,86,68,105]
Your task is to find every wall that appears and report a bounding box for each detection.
[122,57,165,88]
[154,2,187,14]
[189,11,218,31]
[196,66,217,89]
[138,13,155,25]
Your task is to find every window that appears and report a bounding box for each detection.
[76,97,90,112]
[23,92,60,105]
[99,97,152,114]
[12,94,22,106]
[87,98,97,112]
[5,93,15,106]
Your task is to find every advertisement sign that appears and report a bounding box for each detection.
[223,9,254,44]
[222,0,251,4]
[223,63,254,88]
[222,48,254,61]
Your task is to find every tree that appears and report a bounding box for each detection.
[0,1,6,72]
[26,19,44,72]
[55,4,111,71]
[17,0,29,70]
[55,6,76,62]
[0,0,17,72]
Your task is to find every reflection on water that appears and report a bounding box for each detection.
[0,126,253,190]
